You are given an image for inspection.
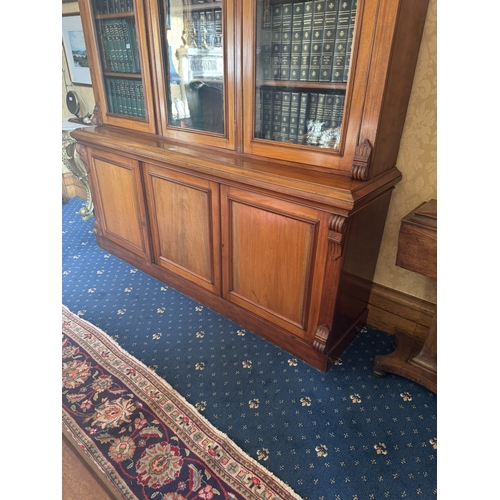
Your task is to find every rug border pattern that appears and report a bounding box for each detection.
[62,305,303,500]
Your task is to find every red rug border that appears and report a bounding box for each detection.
[62,305,304,500]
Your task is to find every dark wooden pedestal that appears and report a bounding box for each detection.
[373,200,437,393]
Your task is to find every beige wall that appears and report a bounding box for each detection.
[61,0,437,304]
[373,0,437,304]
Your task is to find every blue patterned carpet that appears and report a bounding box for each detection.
[62,197,437,499]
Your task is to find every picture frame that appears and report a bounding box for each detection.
[62,15,92,85]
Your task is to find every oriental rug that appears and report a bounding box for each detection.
[62,306,303,500]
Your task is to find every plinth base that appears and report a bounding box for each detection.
[373,331,436,393]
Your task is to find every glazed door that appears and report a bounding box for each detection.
[150,0,236,150]
[143,163,222,294]
[79,0,157,133]
[88,148,151,259]
[220,185,330,341]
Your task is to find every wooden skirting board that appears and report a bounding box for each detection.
[367,282,435,345]
[62,172,86,202]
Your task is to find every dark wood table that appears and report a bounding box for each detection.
[373,199,437,393]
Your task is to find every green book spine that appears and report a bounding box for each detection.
[261,88,273,140]
[307,92,319,123]
[271,4,283,80]
[289,91,300,143]
[299,1,314,81]
[94,0,104,15]
[320,0,338,81]
[281,91,292,142]
[331,92,345,128]
[137,80,145,118]
[280,4,293,80]
[290,2,304,81]
[116,20,127,72]
[271,89,283,141]
[258,6,272,80]
[323,93,334,128]
[125,18,140,73]
[131,80,139,118]
[316,93,326,124]
[98,21,110,72]
[308,0,325,81]
[105,78,113,113]
[128,80,138,117]
[104,20,116,72]
[112,79,120,114]
[120,78,132,116]
[344,0,358,82]
[126,79,135,116]
[332,0,351,82]
[118,79,126,114]
[112,21,121,72]
[255,88,262,137]
[297,92,309,142]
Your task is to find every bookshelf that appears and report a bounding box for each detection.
[72,0,430,371]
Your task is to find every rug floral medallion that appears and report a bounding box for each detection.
[62,306,303,500]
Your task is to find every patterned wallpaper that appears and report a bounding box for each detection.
[61,0,437,303]
[372,0,437,304]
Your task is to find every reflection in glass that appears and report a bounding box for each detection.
[254,0,358,150]
[162,0,225,134]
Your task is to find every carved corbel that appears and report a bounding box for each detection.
[91,103,103,126]
[313,214,347,353]
[327,214,347,261]
[313,324,330,353]
[75,144,90,175]
[350,139,373,181]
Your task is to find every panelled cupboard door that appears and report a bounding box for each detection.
[78,0,157,134]
[143,163,222,294]
[88,149,150,259]
[220,186,330,342]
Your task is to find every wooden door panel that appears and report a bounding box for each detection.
[221,186,329,340]
[91,152,149,259]
[144,164,221,294]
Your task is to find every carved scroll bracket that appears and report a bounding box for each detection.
[350,139,373,181]
[313,324,330,353]
[91,103,103,126]
[327,214,347,261]
[75,144,90,175]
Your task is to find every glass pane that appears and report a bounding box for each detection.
[254,0,358,150]
[92,0,146,118]
[161,0,225,134]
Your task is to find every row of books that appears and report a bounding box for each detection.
[98,18,141,74]
[93,0,134,15]
[259,0,357,83]
[105,77,146,118]
[186,8,223,49]
[257,88,345,143]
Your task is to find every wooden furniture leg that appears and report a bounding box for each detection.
[372,200,437,394]
[373,307,436,393]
